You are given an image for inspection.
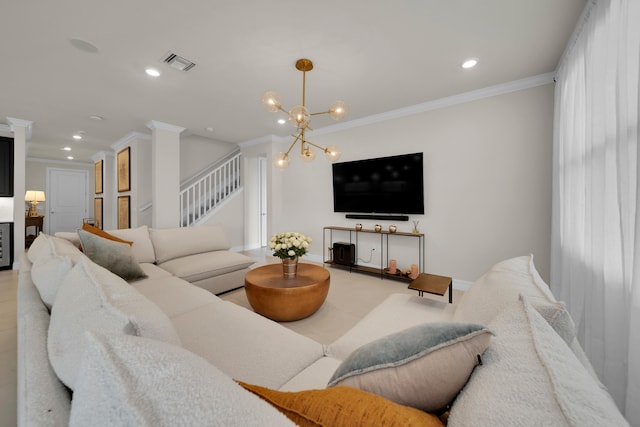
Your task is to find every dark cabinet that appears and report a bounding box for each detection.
[0,137,14,197]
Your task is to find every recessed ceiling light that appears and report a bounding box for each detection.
[205,127,214,132]
[145,68,161,77]
[462,58,478,69]
[73,134,82,140]
[89,115,104,121]
[62,147,72,151]
[277,118,286,125]
[66,156,74,160]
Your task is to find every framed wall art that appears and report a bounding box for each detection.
[117,147,131,192]
[117,195,130,229]
[94,160,103,194]
[94,197,103,229]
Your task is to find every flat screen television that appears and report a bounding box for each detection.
[332,152,424,214]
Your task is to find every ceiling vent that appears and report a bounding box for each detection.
[161,52,196,72]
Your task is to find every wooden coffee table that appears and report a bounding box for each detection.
[408,273,453,303]
[244,263,330,322]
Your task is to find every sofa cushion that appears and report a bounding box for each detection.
[328,293,457,360]
[447,297,629,426]
[27,232,50,262]
[239,382,445,427]
[452,255,576,344]
[157,250,254,282]
[78,230,147,282]
[106,225,156,263]
[30,251,73,309]
[328,322,492,412]
[171,300,324,389]
[70,332,296,427]
[150,225,231,264]
[279,357,343,392]
[48,257,181,390]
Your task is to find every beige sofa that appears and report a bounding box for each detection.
[17,229,629,426]
[55,225,255,295]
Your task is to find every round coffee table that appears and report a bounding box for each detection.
[244,263,330,322]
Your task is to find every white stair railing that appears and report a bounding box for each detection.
[180,152,241,227]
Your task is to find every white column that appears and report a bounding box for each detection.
[7,117,33,268]
[146,120,184,228]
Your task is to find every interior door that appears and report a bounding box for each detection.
[46,168,89,234]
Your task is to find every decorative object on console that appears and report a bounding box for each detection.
[262,58,346,169]
[389,225,397,233]
[412,220,420,234]
[25,190,45,217]
[374,224,382,232]
[388,259,397,274]
[269,232,312,278]
[409,264,419,280]
[355,223,362,231]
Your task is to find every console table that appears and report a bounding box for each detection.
[25,216,44,248]
[322,226,425,282]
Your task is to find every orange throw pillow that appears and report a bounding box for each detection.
[82,223,133,246]
[237,382,445,427]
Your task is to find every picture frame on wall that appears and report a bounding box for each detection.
[117,147,131,192]
[94,197,103,229]
[117,196,130,229]
[94,160,103,194]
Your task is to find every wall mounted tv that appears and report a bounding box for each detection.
[332,152,424,215]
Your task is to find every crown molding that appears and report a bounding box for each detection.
[26,156,93,166]
[238,134,285,148]
[308,72,556,138]
[146,120,186,134]
[6,117,34,140]
[111,131,151,151]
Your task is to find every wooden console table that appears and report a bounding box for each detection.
[25,216,44,248]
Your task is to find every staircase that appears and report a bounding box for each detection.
[180,150,242,227]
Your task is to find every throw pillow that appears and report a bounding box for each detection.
[77,229,147,281]
[70,332,295,427]
[238,382,445,427]
[26,232,50,263]
[447,297,629,426]
[327,322,493,412]
[81,222,133,245]
[48,257,181,390]
[31,252,73,309]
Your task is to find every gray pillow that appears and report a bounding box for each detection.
[78,229,147,282]
[328,322,493,412]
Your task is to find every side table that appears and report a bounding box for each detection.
[25,216,44,248]
[408,273,453,304]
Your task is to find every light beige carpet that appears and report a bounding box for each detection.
[223,250,463,345]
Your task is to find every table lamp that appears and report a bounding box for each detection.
[25,190,46,217]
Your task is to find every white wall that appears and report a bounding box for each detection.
[180,135,238,182]
[262,84,553,282]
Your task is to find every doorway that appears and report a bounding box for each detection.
[46,168,89,234]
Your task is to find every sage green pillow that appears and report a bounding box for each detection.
[328,322,493,412]
[78,230,147,282]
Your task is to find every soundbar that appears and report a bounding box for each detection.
[345,214,409,221]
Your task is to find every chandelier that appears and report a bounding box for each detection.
[262,58,348,169]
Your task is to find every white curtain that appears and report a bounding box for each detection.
[551,0,640,424]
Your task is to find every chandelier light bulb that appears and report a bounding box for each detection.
[288,105,311,128]
[324,145,342,162]
[262,91,282,112]
[329,101,349,121]
[273,152,290,169]
[301,146,316,162]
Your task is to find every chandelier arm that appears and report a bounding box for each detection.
[284,133,303,156]
[301,139,329,152]
[309,111,330,116]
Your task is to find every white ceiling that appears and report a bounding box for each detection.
[1,0,585,163]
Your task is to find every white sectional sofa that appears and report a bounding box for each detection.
[17,228,629,426]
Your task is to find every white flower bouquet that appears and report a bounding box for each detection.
[269,232,312,260]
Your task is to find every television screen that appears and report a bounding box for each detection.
[332,152,424,214]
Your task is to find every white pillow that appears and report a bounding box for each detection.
[48,257,181,390]
[106,225,156,263]
[31,252,73,309]
[447,297,628,426]
[27,233,50,263]
[454,255,576,344]
[69,332,296,427]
